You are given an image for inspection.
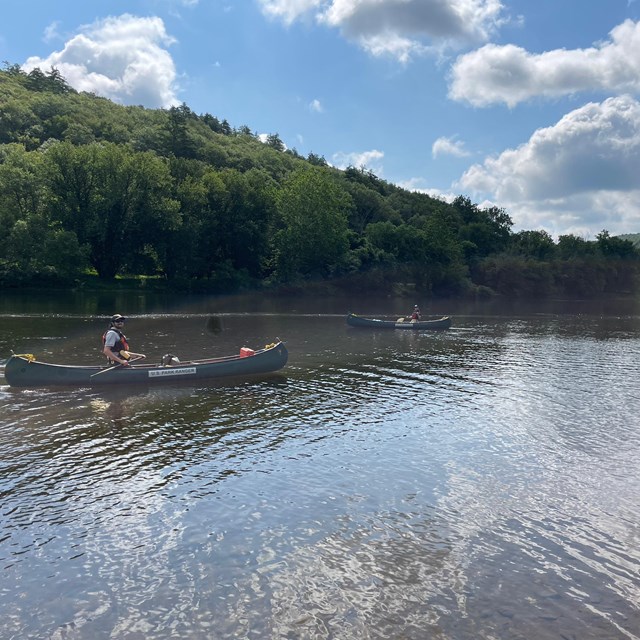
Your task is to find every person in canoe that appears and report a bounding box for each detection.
[409,305,421,322]
[102,314,146,366]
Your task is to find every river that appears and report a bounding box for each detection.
[1,291,639,639]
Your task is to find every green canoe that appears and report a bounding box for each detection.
[4,341,288,388]
[347,313,452,330]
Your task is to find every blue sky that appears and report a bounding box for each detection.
[2,0,640,238]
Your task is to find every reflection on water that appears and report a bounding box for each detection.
[1,297,640,639]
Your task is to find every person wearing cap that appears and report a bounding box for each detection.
[410,305,421,321]
[102,314,146,366]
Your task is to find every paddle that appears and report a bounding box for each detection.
[90,355,145,378]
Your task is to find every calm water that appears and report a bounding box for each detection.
[1,292,640,640]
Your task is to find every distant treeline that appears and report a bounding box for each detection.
[1,63,639,297]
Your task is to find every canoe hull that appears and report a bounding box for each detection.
[347,313,452,330]
[4,341,288,388]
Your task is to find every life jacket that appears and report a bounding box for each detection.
[102,327,130,361]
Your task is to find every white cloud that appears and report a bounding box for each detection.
[398,178,458,202]
[258,0,322,25]
[22,14,179,108]
[258,0,507,62]
[43,21,62,44]
[457,95,640,236]
[357,32,427,64]
[432,136,471,158]
[449,19,640,107]
[309,98,323,112]
[397,177,430,191]
[332,149,385,174]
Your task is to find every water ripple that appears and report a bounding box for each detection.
[1,313,640,639]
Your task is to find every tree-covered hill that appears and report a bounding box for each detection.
[618,233,640,248]
[1,63,639,298]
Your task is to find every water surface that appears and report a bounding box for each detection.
[1,293,639,639]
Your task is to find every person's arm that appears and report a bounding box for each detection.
[125,351,146,360]
[102,344,130,365]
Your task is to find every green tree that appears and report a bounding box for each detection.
[0,144,45,222]
[476,255,554,297]
[265,133,285,152]
[556,234,595,259]
[510,230,556,260]
[274,168,353,279]
[173,169,228,278]
[3,214,88,284]
[217,168,276,277]
[0,101,37,144]
[44,141,179,278]
[344,181,392,233]
[166,103,197,158]
[307,152,327,166]
[596,230,639,258]
[365,214,468,294]
[453,196,513,258]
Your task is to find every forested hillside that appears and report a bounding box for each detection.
[1,64,639,297]
[619,233,640,248]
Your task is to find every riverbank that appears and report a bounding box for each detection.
[1,269,638,302]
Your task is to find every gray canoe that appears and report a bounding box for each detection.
[4,341,288,388]
[347,313,452,330]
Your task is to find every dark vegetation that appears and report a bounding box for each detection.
[1,63,639,298]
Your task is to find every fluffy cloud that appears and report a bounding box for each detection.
[22,14,179,108]
[449,19,640,107]
[43,21,62,44]
[309,98,324,113]
[332,149,385,174]
[457,95,640,236]
[259,0,322,24]
[432,136,471,157]
[258,0,506,61]
[398,178,459,203]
